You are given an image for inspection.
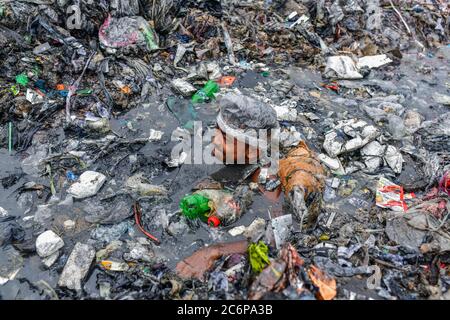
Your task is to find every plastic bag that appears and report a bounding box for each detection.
[99,15,159,51]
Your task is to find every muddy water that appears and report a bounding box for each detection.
[1,46,449,299]
[0,150,23,216]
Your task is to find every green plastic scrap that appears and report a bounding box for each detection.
[15,73,29,86]
[179,194,211,220]
[10,85,19,96]
[46,164,56,196]
[248,241,270,273]
[76,88,93,96]
[142,26,159,51]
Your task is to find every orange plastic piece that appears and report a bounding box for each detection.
[121,86,131,94]
[217,76,236,87]
[56,84,65,91]
[308,265,337,300]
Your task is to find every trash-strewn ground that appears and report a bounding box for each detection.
[0,0,449,300]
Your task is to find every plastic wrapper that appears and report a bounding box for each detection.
[375,177,415,212]
[323,56,363,80]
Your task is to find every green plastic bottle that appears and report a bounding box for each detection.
[180,194,211,221]
[191,80,219,103]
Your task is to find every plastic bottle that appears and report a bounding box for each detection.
[180,186,253,227]
[191,80,219,103]
[195,186,253,227]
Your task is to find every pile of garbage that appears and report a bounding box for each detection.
[0,0,450,300]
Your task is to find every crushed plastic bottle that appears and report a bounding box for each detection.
[181,186,253,227]
[197,186,253,227]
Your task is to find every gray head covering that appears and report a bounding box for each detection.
[218,93,279,130]
[216,93,280,151]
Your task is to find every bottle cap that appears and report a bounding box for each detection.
[207,216,220,228]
